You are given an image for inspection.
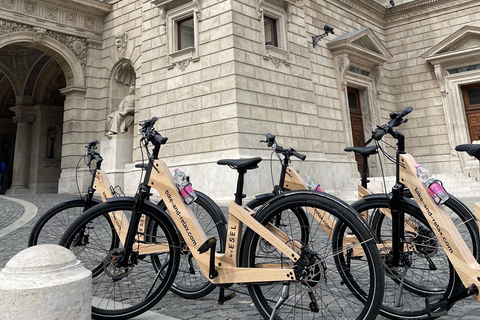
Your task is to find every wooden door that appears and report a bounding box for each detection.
[462,83,480,142]
[347,87,366,174]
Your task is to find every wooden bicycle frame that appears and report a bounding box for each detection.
[145,159,299,284]
[399,153,480,300]
[93,168,152,253]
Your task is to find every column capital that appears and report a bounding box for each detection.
[12,115,35,124]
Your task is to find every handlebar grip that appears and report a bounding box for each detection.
[399,106,413,117]
[154,133,168,145]
[291,149,306,161]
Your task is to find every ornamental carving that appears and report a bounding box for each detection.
[175,59,190,71]
[337,54,350,89]
[0,0,13,10]
[84,16,95,30]
[45,6,58,21]
[0,20,32,35]
[33,27,46,43]
[373,66,384,96]
[65,12,77,26]
[24,1,36,15]
[270,56,284,68]
[47,30,88,68]
[115,33,127,59]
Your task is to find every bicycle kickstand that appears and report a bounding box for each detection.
[269,282,290,320]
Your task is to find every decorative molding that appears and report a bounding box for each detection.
[373,66,383,96]
[13,115,35,124]
[0,20,33,35]
[386,0,472,22]
[257,0,264,19]
[337,54,350,90]
[434,64,448,97]
[86,38,102,48]
[115,32,127,59]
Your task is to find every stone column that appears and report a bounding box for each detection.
[7,113,35,194]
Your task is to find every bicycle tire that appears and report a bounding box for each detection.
[28,197,102,247]
[157,190,227,299]
[353,195,479,319]
[59,200,180,320]
[242,192,384,320]
[246,195,310,245]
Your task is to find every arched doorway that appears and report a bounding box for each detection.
[0,44,67,193]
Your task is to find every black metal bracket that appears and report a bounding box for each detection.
[312,24,334,48]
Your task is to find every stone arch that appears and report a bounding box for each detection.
[0,31,85,88]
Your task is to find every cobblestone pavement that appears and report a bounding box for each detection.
[1,194,479,319]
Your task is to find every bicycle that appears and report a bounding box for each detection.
[59,117,385,320]
[338,107,480,319]
[29,139,227,300]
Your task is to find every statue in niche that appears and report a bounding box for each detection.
[106,85,135,137]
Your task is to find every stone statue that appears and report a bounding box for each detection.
[106,85,135,137]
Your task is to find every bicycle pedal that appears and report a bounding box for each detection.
[425,294,448,318]
[198,237,216,254]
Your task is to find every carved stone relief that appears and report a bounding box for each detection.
[46,30,88,68]
[373,66,384,96]
[33,27,46,43]
[65,12,77,26]
[45,6,58,21]
[337,54,350,89]
[0,0,13,10]
[84,16,95,30]
[115,33,127,59]
[0,20,32,35]
[115,62,135,86]
[24,1,37,15]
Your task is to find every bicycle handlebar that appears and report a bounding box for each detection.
[371,106,412,141]
[139,117,168,145]
[261,133,306,161]
[85,140,102,169]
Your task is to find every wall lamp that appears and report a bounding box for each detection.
[312,24,334,48]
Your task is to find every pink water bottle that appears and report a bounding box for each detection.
[174,168,197,205]
[304,174,324,192]
[415,164,449,204]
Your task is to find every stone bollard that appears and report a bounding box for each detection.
[0,244,92,320]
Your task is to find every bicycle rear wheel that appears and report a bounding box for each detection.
[353,195,479,319]
[157,190,227,299]
[242,192,384,320]
[59,200,180,320]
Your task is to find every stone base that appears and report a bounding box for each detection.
[6,186,31,195]
[100,132,133,189]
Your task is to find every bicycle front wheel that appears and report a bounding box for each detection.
[59,200,180,320]
[28,197,101,246]
[353,195,479,319]
[242,192,384,320]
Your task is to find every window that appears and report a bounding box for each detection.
[264,16,278,47]
[177,16,194,50]
[259,4,289,67]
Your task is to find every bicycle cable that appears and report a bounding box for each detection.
[75,155,87,199]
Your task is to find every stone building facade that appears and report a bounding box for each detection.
[0,0,479,200]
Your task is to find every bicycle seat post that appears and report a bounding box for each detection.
[235,169,247,206]
[360,154,369,189]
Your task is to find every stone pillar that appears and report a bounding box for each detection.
[7,113,35,194]
[0,244,91,319]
